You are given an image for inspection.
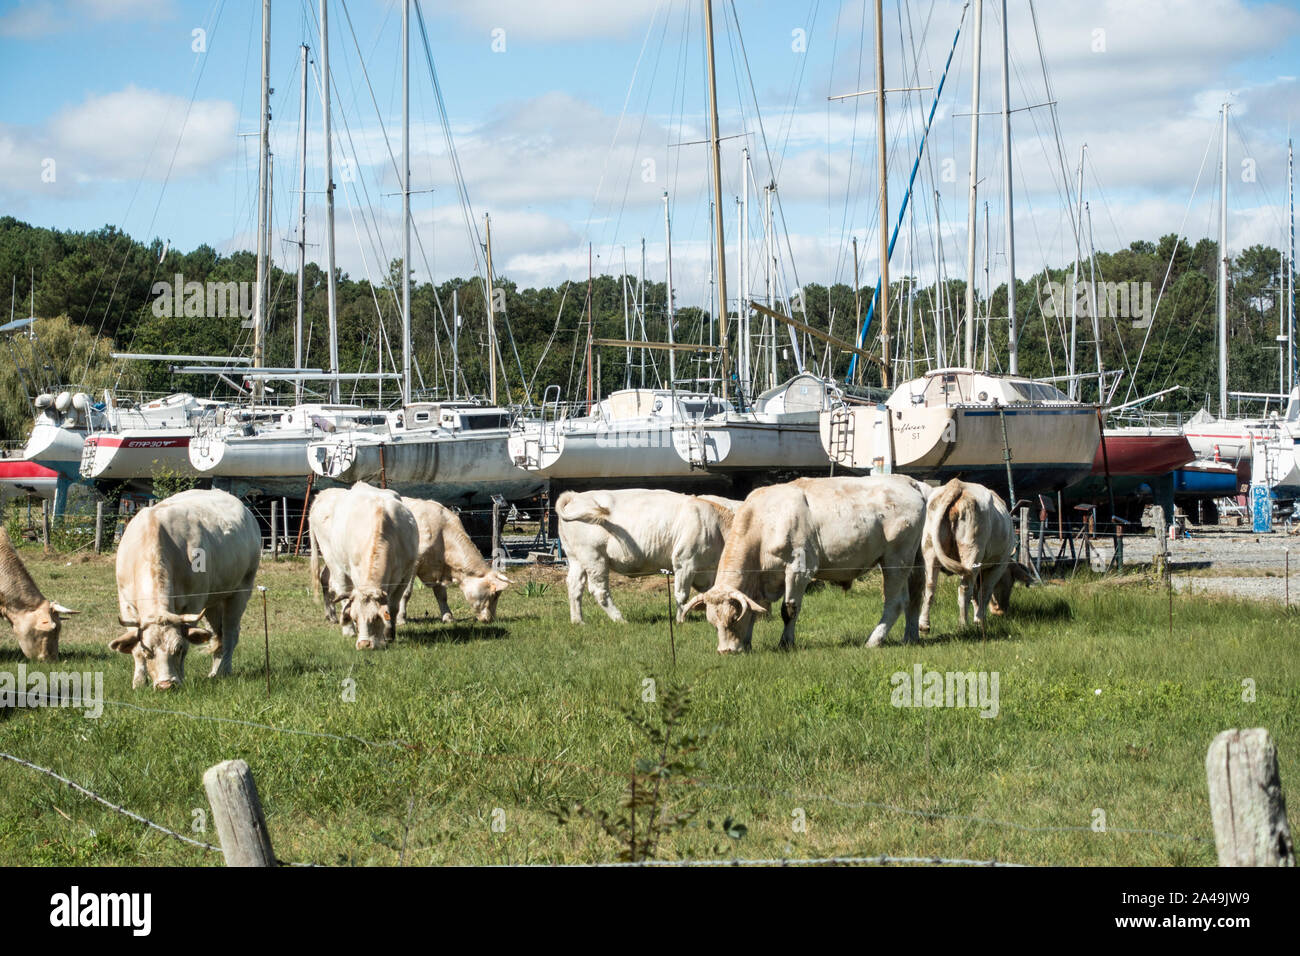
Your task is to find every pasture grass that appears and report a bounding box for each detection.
[0,549,1296,866]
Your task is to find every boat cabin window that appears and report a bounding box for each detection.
[679,397,727,419]
[457,412,510,430]
[1006,381,1070,403]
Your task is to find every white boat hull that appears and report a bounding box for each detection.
[311,430,544,506]
[81,430,199,482]
[821,402,1100,493]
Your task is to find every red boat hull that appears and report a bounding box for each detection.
[1093,430,1195,476]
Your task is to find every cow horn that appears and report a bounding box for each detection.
[162,611,205,626]
[51,603,79,616]
[681,593,709,615]
[118,617,139,628]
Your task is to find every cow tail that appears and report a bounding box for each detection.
[310,525,322,606]
[930,481,971,577]
[555,491,610,524]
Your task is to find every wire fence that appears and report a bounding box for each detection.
[1,688,1212,868]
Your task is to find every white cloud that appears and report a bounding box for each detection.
[433,0,664,42]
[0,0,175,36]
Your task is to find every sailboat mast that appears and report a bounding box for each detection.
[963,0,983,369]
[703,0,730,402]
[639,238,647,387]
[663,193,676,387]
[1219,102,1230,418]
[252,0,271,400]
[874,0,890,387]
[321,0,340,404]
[485,213,498,406]
[295,43,309,403]
[999,0,1017,374]
[1289,138,1295,394]
[852,236,860,385]
[401,0,412,406]
[1069,146,1085,400]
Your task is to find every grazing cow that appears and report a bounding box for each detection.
[396,497,510,624]
[683,475,927,653]
[110,489,259,689]
[557,489,737,623]
[310,482,419,649]
[918,478,1025,631]
[0,527,77,661]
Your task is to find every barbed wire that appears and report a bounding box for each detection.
[0,750,322,867]
[0,750,220,854]
[562,854,1027,867]
[9,692,1209,848]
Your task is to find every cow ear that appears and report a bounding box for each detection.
[110,631,141,653]
[185,628,214,644]
[491,571,510,590]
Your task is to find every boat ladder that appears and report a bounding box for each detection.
[827,406,854,466]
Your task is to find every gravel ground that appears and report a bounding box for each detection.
[1042,526,1299,606]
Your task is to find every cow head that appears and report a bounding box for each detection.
[460,570,510,623]
[6,600,78,662]
[347,586,392,650]
[682,587,766,654]
[110,612,213,690]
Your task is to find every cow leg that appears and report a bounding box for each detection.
[203,605,227,677]
[779,566,810,650]
[918,553,939,632]
[903,559,925,645]
[213,580,253,677]
[319,562,338,623]
[566,561,587,624]
[672,561,696,623]
[432,583,453,623]
[991,566,1014,616]
[867,563,910,647]
[974,566,1005,627]
[956,576,971,628]
[396,576,415,626]
[586,565,624,623]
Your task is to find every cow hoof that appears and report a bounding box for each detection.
[442,613,454,624]
[918,622,931,632]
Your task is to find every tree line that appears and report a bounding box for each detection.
[0,214,1293,443]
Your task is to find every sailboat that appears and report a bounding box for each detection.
[819,0,1100,500]
[303,2,543,506]
[1176,114,1297,508]
[509,0,838,496]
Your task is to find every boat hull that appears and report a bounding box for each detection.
[81,431,198,482]
[820,402,1099,495]
[311,430,545,506]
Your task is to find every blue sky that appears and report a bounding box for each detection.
[2,0,1298,310]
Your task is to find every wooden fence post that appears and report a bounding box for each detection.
[1018,506,1029,567]
[1153,508,1168,581]
[93,501,104,554]
[270,500,278,560]
[202,760,277,867]
[40,500,50,552]
[1205,729,1295,866]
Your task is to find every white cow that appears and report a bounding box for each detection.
[683,475,927,653]
[397,497,510,624]
[310,482,419,649]
[0,527,78,661]
[110,489,260,690]
[557,489,737,623]
[918,478,1025,630]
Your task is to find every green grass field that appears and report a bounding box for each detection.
[0,548,1296,866]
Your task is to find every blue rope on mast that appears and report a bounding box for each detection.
[847,9,967,382]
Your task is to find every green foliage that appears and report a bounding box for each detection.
[150,465,196,500]
[553,680,714,861]
[522,580,549,598]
